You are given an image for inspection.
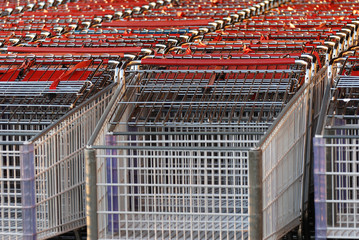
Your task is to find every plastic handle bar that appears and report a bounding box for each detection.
[67,1,148,6]
[0,53,114,59]
[176,53,302,57]
[141,58,296,66]
[7,47,141,54]
[22,10,115,16]
[102,19,213,27]
[0,68,16,74]
[49,60,92,89]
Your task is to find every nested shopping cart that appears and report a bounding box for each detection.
[167,42,326,73]
[127,0,267,22]
[84,55,318,239]
[0,0,178,48]
[0,0,356,239]
[230,21,351,57]
[0,53,126,239]
[196,29,347,63]
[314,55,359,239]
[19,35,173,54]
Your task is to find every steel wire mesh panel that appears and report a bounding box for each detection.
[260,88,309,240]
[314,57,359,239]
[314,132,359,239]
[112,61,307,127]
[0,123,48,238]
[30,84,117,239]
[258,66,328,239]
[96,126,268,239]
[0,144,22,238]
[0,54,117,238]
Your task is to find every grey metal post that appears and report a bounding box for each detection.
[85,148,98,240]
[20,143,36,240]
[248,149,263,240]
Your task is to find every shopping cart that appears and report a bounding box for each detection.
[314,55,359,239]
[167,42,326,72]
[18,35,173,54]
[84,55,313,239]
[0,53,124,239]
[0,0,177,49]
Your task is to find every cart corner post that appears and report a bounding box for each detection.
[85,147,98,240]
[248,148,263,240]
[20,142,36,240]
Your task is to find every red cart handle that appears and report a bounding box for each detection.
[22,10,115,16]
[141,58,296,66]
[102,19,213,27]
[49,60,92,89]
[7,46,143,54]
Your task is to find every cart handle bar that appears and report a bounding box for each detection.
[101,19,213,27]
[6,46,146,54]
[140,58,301,66]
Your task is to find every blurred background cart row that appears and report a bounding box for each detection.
[0,0,358,239]
[1,0,271,238]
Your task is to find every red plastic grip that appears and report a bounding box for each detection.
[7,47,142,54]
[50,60,92,89]
[141,58,296,66]
[180,53,302,58]
[102,19,213,27]
[22,10,115,16]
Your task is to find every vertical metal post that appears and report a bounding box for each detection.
[85,148,98,240]
[313,136,327,240]
[301,85,314,239]
[248,149,263,240]
[20,143,36,240]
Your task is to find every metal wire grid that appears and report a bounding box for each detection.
[314,132,359,239]
[111,63,307,127]
[0,57,117,123]
[314,57,359,239]
[245,65,326,240]
[0,122,49,238]
[260,83,310,240]
[329,78,359,116]
[23,83,118,239]
[326,58,359,124]
[0,55,118,238]
[108,0,263,22]
[0,91,51,237]
[326,129,359,231]
[0,142,22,238]
[95,126,267,240]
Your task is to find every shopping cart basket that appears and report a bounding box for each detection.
[0,53,122,239]
[314,55,359,239]
[85,55,313,239]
